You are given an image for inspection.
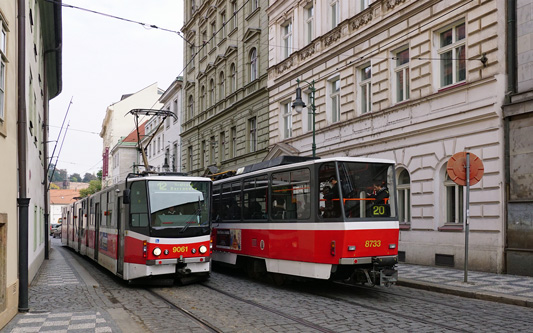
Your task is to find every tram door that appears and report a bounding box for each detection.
[94,202,100,261]
[116,197,124,276]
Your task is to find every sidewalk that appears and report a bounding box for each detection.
[2,242,533,332]
[397,263,533,308]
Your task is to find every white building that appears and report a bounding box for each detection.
[110,122,146,183]
[100,83,163,187]
[267,0,507,273]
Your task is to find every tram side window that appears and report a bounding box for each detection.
[101,192,108,227]
[271,169,310,220]
[318,163,342,219]
[212,184,222,221]
[243,175,268,220]
[221,182,241,221]
[130,181,149,227]
[108,190,115,228]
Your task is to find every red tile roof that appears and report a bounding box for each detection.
[49,189,80,205]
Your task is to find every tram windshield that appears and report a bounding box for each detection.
[319,161,396,219]
[148,180,210,233]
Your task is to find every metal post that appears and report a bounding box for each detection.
[310,83,316,158]
[464,153,470,283]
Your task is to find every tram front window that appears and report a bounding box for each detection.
[319,162,396,219]
[148,181,210,236]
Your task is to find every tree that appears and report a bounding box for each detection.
[97,169,103,180]
[79,180,102,198]
[69,173,81,182]
[82,173,97,183]
[48,164,67,183]
[49,182,60,189]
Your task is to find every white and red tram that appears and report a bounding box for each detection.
[61,173,212,282]
[211,156,399,285]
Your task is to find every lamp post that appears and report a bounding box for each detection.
[292,79,316,157]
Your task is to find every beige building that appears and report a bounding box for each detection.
[100,83,163,187]
[267,0,507,273]
[181,0,270,176]
[0,0,62,329]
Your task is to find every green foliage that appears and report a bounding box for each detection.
[79,179,102,198]
[49,182,60,189]
[82,172,97,183]
[97,169,103,180]
[69,173,82,182]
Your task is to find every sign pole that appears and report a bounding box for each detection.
[464,153,470,283]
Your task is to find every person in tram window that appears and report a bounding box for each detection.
[272,197,286,219]
[320,186,335,218]
[368,181,389,205]
[323,176,341,217]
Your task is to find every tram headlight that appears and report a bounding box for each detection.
[199,245,208,254]
[153,247,162,256]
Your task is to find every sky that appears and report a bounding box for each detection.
[48,0,184,177]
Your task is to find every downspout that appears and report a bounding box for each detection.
[504,0,517,273]
[17,0,30,312]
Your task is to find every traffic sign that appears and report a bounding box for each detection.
[447,152,484,186]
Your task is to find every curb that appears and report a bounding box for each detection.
[397,278,533,308]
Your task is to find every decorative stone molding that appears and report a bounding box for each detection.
[299,44,316,61]
[276,57,294,75]
[324,29,342,47]
[384,0,407,11]
[351,12,373,30]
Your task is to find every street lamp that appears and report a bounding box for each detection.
[292,79,316,157]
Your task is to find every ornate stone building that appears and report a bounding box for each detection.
[181,0,270,176]
[267,0,508,273]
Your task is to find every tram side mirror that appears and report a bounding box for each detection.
[123,189,131,204]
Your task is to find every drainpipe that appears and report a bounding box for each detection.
[17,0,29,312]
[504,0,517,273]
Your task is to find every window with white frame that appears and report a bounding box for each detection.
[251,0,258,12]
[305,4,314,44]
[397,168,411,224]
[219,71,225,100]
[329,77,341,123]
[210,136,216,164]
[282,19,293,60]
[201,140,206,168]
[282,101,292,139]
[201,30,207,58]
[394,47,410,103]
[230,1,237,31]
[330,0,340,29]
[361,0,372,10]
[173,99,178,121]
[219,131,225,161]
[359,64,372,113]
[230,63,236,93]
[444,172,464,223]
[438,21,466,88]
[200,85,206,111]
[250,48,258,81]
[249,117,257,152]
[211,21,216,48]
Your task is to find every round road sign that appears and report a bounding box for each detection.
[447,152,484,186]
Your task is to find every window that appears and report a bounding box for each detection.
[329,78,341,123]
[201,30,207,58]
[200,85,206,111]
[231,126,237,157]
[282,20,293,60]
[394,47,410,103]
[242,175,268,220]
[130,181,149,227]
[444,172,464,223]
[188,146,193,171]
[211,21,216,48]
[201,140,206,168]
[189,44,195,64]
[251,0,258,12]
[0,23,5,121]
[220,11,227,38]
[210,136,216,164]
[330,0,340,29]
[173,99,179,121]
[219,131,225,161]
[248,117,257,152]
[305,4,314,44]
[191,0,196,15]
[209,79,215,106]
[361,0,372,10]
[230,1,237,31]
[172,143,178,171]
[282,101,292,139]
[250,48,258,81]
[439,21,466,87]
[359,64,372,113]
[271,169,311,220]
[230,63,236,93]
[397,169,411,223]
[219,72,225,100]
[188,95,194,120]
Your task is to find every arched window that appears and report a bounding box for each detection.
[188,95,194,120]
[219,71,225,100]
[397,168,411,224]
[200,85,206,111]
[250,48,257,81]
[209,79,215,106]
[230,63,236,93]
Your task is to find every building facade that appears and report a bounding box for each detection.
[267,0,507,273]
[502,0,533,276]
[0,0,62,328]
[100,83,162,188]
[181,0,270,176]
